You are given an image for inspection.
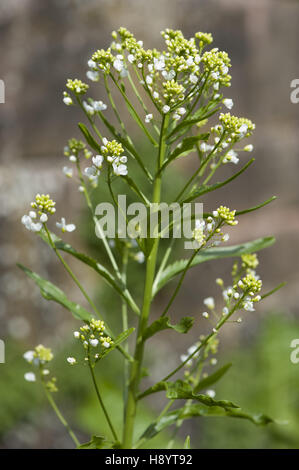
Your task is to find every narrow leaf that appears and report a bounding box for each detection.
[159,133,209,173]
[78,122,102,152]
[17,264,92,321]
[182,159,254,203]
[153,237,275,296]
[143,316,194,341]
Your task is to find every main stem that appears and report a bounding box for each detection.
[122,115,169,448]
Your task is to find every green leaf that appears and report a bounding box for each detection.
[140,404,273,442]
[153,237,275,296]
[235,196,276,216]
[78,435,120,449]
[78,122,102,152]
[143,316,194,341]
[139,379,239,409]
[96,328,135,361]
[193,363,232,393]
[160,134,209,173]
[38,230,140,315]
[165,380,239,409]
[17,264,92,321]
[184,436,191,449]
[182,159,254,203]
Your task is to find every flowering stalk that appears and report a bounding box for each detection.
[20,28,282,449]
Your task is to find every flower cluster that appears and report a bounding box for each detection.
[67,318,113,366]
[191,206,238,250]
[212,206,238,226]
[21,194,75,235]
[22,194,56,232]
[84,137,128,184]
[24,344,57,392]
[218,113,255,138]
[66,78,89,95]
[82,98,107,116]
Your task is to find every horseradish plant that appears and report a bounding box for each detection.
[20,28,281,449]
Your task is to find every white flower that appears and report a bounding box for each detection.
[244,144,253,152]
[223,149,239,164]
[186,57,194,67]
[73,331,80,338]
[145,114,153,123]
[238,124,248,135]
[189,73,198,84]
[67,357,76,365]
[113,163,128,176]
[87,59,97,68]
[162,105,170,113]
[243,300,255,312]
[223,98,234,110]
[222,307,229,315]
[162,70,176,81]
[40,213,48,223]
[29,211,37,219]
[23,350,35,363]
[128,54,135,63]
[102,341,111,349]
[177,107,186,115]
[92,100,107,112]
[90,339,99,347]
[187,344,198,356]
[153,57,165,71]
[78,185,84,192]
[203,297,215,310]
[222,233,230,242]
[202,312,209,318]
[135,251,145,263]
[63,96,73,106]
[113,57,124,72]
[206,389,216,398]
[153,91,159,99]
[146,75,153,85]
[21,215,42,233]
[42,369,50,375]
[212,210,219,217]
[24,372,36,382]
[63,166,73,178]
[83,101,95,115]
[56,217,76,233]
[86,70,100,82]
[69,155,77,162]
[92,155,104,168]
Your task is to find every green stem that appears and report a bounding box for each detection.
[44,224,101,318]
[122,114,169,448]
[42,382,80,447]
[88,360,118,442]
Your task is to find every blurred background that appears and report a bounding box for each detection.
[0,0,299,449]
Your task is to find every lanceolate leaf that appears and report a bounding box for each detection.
[78,122,102,152]
[181,159,255,203]
[143,316,194,341]
[17,264,92,322]
[38,230,140,315]
[193,363,232,393]
[153,237,275,296]
[139,404,273,442]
